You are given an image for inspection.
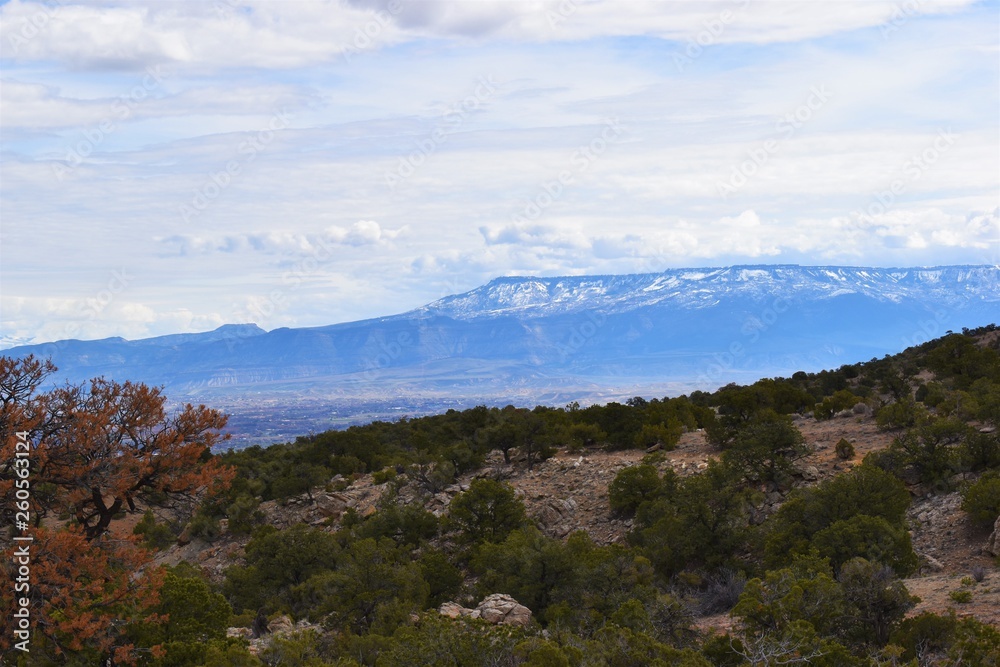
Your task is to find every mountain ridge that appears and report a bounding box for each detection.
[5,264,998,443]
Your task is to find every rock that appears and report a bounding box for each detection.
[227,627,253,639]
[438,601,472,618]
[314,493,348,518]
[920,553,945,572]
[799,465,820,481]
[267,615,295,635]
[986,515,1000,557]
[475,593,532,626]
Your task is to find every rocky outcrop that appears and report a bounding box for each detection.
[259,477,388,529]
[437,594,533,626]
[267,615,295,635]
[986,515,1000,557]
[532,497,578,538]
[477,594,533,626]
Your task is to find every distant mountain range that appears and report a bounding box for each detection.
[6,265,999,444]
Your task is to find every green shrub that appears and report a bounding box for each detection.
[133,509,176,550]
[876,399,926,431]
[608,464,663,516]
[961,471,1000,527]
[447,478,528,544]
[812,514,918,576]
[949,589,973,604]
[835,438,856,460]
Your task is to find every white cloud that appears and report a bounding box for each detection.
[0,0,981,73]
[157,221,402,256]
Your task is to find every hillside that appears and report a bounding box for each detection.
[163,410,1000,629]
[5,325,1000,665]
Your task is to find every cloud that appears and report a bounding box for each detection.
[158,221,402,256]
[479,222,588,249]
[0,1,996,344]
[0,0,981,73]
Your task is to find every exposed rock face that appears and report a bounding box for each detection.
[532,497,578,538]
[476,594,533,626]
[987,515,1000,557]
[438,601,476,619]
[267,615,295,635]
[437,594,533,626]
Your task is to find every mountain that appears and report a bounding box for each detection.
[6,265,998,442]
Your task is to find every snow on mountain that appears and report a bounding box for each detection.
[415,265,998,320]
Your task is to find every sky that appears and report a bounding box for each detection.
[0,0,998,347]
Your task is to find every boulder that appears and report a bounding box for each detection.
[475,593,533,626]
[986,515,1000,557]
[799,465,820,482]
[438,601,475,619]
[267,615,295,635]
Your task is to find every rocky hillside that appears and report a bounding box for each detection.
[154,408,1000,636]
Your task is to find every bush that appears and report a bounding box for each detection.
[949,589,972,604]
[447,478,528,544]
[814,390,862,420]
[812,514,918,576]
[764,464,911,568]
[632,422,682,450]
[133,509,176,550]
[187,510,223,541]
[961,471,1000,527]
[697,569,747,615]
[835,438,855,460]
[608,464,663,516]
[876,399,926,431]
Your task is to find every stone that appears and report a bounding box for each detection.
[475,593,533,626]
[267,615,295,635]
[227,627,253,639]
[438,601,474,618]
[920,553,945,572]
[799,465,820,481]
[986,515,1000,557]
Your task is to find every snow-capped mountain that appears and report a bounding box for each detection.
[415,266,997,320]
[5,265,998,441]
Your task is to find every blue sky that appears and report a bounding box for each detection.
[1,0,998,346]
